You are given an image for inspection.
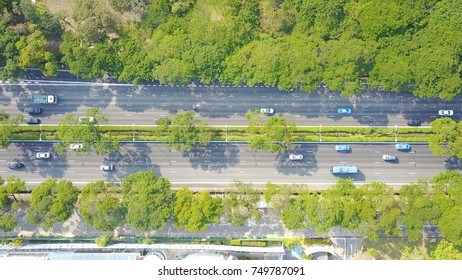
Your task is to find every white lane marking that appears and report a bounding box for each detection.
[374,172,381,175]
[409,172,415,175]
[374,162,380,164]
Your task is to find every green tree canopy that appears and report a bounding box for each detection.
[173,187,222,232]
[428,118,462,158]
[15,26,57,76]
[222,181,261,227]
[156,111,211,153]
[399,179,441,241]
[245,110,296,153]
[25,179,79,229]
[78,181,126,231]
[0,110,23,148]
[430,240,462,260]
[122,171,174,231]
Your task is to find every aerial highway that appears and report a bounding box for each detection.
[0,80,461,127]
[1,142,455,189]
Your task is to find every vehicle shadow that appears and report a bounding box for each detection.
[331,169,366,182]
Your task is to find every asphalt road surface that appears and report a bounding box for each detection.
[1,80,461,127]
[1,142,457,189]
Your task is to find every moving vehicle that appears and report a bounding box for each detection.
[25,117,40,124]
[33,94,57,104]
[24,107,42,114]
[8,161,23,169]
[395,143,411,150]
[438,110,453,116]
[69,143,84,150]
[382,154,397,161]
[289,154,303,161]
[330,165,358,174]
[260,107,274,115]
[79,116,95,123]
[335,145,350,152]
[100,164,114,171]
[337,108,352,114]
[407,119,421,126]
[36,152,51,159]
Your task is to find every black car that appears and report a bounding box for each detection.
[8,161,24,169]
[25,117,40,124]
[24,107,42,114]
[407,119,421,126]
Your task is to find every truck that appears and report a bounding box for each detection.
[33,94,57,104]
[330,165,358,174]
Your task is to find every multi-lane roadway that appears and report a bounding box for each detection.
[0,78,461,189]
[1,141,457,189]
[0,81,461,127]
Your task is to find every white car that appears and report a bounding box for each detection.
[289,154,304,161]
[79,116,95,123]
[69,143,84,150]
[438,110,453,116]
[100,164,114,171]
[260,107,274,115]
[382,154,397,161]
[36,152,50,159]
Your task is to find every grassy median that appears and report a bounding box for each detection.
[14,125,432,142]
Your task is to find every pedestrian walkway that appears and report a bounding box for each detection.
[0,208,363,240]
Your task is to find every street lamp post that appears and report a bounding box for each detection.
[132,123,135,141]
[39,123,42,141]
[319,124,322,142]
[395,125,398,142]
[226,124,228,142]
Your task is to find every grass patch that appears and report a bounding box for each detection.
[12,126,432,143]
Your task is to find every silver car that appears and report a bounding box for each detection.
[69,143,84,150]
[36,152,51,159]
[79,116,95,123]
[438,110,453,116]
[100,164,114,171]
[289,154,304,161]
[382,154,397,161]
[260,107,274,115]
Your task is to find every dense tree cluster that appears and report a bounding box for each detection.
[2,0,461,98]
[428,118,462,158]
[3,171,462,253]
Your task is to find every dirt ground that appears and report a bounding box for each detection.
[39,0,74,15]
[355,238,427,260]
